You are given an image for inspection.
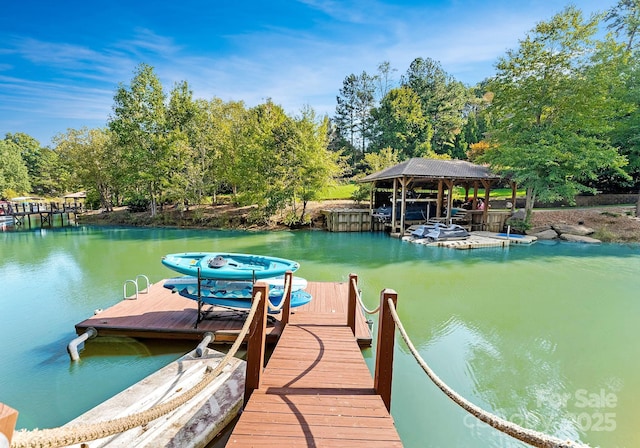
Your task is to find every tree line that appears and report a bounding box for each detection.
[1,69,342,224]
[1,1,639,218]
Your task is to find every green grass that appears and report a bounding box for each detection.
[316,184,524,202]
[452,187,524,199]
[199,184,522,204]
[318,183,357,200]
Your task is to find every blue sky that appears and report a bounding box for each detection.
[1,0,616,147]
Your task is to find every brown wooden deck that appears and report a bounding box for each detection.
[226,285,403,447]
[75,280,372,346]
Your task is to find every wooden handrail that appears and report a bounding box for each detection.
[244,283,269,405]
[374,289,397,412]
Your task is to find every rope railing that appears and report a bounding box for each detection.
[11,293,262,448]
[385,297,589,448]
[266,276,290,313]
[350,277,380,315]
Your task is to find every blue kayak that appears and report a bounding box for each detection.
[161,252,300,280]
[162,275,308,293]
[174,285,313,313]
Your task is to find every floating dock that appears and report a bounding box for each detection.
[75,280,373,347]
[472,231,537,245]
[401,230,537,250]
[3,279,393,447]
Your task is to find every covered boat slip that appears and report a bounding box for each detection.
[360,158,517,234]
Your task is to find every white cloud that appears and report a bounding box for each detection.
[0,0,620,144]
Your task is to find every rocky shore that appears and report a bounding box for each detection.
[528,206,640,243]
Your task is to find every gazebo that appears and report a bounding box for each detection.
[359,158,515,234]
[63,191,86,212]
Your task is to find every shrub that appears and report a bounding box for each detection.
[350,184,370,204]
[125,194,150,212]
[593,226,616,242]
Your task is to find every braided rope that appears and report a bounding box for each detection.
[11,293,262,448]
[386,298,589,448]
[350,277,380,315]
[266,276,291,313]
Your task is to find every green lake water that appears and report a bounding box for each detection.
[1,226,638,447]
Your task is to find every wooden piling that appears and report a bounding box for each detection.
[374,288,397,412]
[244,282,268,405]
[348,273,358,336]
[280,271,292,327]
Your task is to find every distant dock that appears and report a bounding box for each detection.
[399,229,537,249]
[1,200,83,228]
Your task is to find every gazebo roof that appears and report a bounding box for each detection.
[64,191,86,199]
[360,158,499,184]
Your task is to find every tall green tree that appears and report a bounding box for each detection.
[401,57,468,156]
[482,6,629,212]
[55,128,120,211]
[0,139,31,196]
[232,100,289,219]
[291,107,343,221]
[109,63,172,216]
[205,99,249,202]
[231,101,341,224]
[606,0,640,215]
[5,132,64,195]
[166,81,205,207]
[334,72,376,167]
[369,86,433,159]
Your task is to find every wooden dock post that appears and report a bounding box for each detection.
[0,403,18,446]
[280,271,293,327]
[347,273,358,336]
[244,282,269,405]
[374,288,397,412]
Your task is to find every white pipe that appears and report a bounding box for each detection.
[196,332,214,357]
[67,327,98,361]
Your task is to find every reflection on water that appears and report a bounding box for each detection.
[1,227,638,447]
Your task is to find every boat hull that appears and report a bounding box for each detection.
[161,252,300,280]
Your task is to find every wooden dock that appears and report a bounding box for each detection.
[73,279,399,446]
[75,280,373,346]
[1,200,81,228]
[226,284,403,447]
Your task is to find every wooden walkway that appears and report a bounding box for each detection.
[227,283,403,447]
[75,280,372,346]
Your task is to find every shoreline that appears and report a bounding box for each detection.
[77,202,640,243]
